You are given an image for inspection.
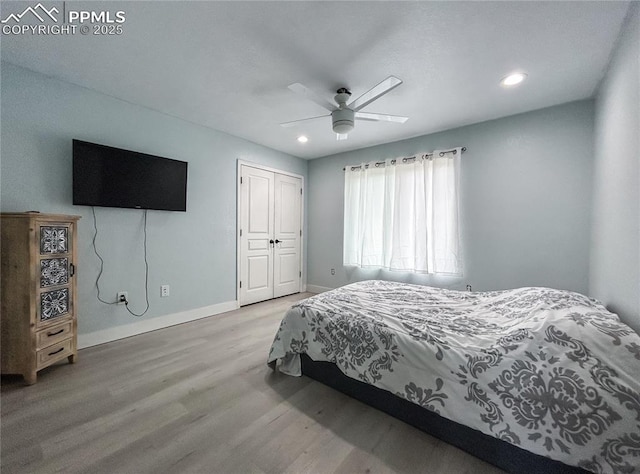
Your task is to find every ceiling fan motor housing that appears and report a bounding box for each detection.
[332,108,355,134]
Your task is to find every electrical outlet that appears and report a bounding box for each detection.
[117,291,128,304]
[331,268,336,275]
[161,285,170,297]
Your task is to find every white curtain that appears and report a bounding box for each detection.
[343,149,461,275]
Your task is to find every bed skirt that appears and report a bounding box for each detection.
[300,353,588,474]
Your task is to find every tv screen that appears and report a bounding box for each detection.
[73,140,188,212]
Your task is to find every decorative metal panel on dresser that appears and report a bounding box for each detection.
[1,212,80,384]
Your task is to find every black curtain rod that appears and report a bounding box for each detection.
[343,147,466,171]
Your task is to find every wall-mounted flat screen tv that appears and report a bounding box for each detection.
[73,140,188,212]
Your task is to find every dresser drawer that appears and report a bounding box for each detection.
[36,339,73,370]
[36,321,73,349]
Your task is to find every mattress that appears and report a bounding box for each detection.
[267,280,640,473]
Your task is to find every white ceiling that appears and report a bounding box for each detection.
[1,1,630,159]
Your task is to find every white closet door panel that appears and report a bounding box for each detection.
[248,175,270,234]
[247,255,270,289]
[274,174,302,298]
[276,251,299,285]
[240,166,274,305]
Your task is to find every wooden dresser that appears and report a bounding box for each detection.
[1,212,80,384]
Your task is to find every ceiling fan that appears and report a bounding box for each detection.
[280,76,408,140]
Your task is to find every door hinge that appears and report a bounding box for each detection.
[299,271,302,277]
[299,229,302,237]
[300,188,302,195]
[239,281,242,288]
[240,176,243,184]
[240,228,242,237]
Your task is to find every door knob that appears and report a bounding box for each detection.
[275,239,281,244]
[269,239,274,247]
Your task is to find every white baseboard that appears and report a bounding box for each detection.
[78,300,239,349]
[306,284,334,294]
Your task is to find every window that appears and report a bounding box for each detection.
[343,149,462,275]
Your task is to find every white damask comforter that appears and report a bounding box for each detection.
[268,280,640,473]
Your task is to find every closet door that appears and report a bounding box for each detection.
[273,174,302,298]
[238,164,302,306]
[239,166,274,306]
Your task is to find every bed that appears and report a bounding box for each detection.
[267,280,640,474]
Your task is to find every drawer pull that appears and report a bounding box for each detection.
[48,347,64,356]
[47,329,65,337]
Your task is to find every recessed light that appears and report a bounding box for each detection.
[500,72,528,87]
[297,136,308,143]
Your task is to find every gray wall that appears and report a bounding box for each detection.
[590,4,639,333]
[307,101,595,295]
[1,62,307,335]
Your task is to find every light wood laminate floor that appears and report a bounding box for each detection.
[1,293,505,474]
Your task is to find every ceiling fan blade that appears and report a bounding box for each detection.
[280,115,329,128]
[288,83,336,112]
[355,112,409,123]
[336,133,349,141]
[349,76,403,112]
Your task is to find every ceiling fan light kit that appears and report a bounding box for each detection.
[282,76,408,140]
[332,108,355,134]
[332,88,354,134]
